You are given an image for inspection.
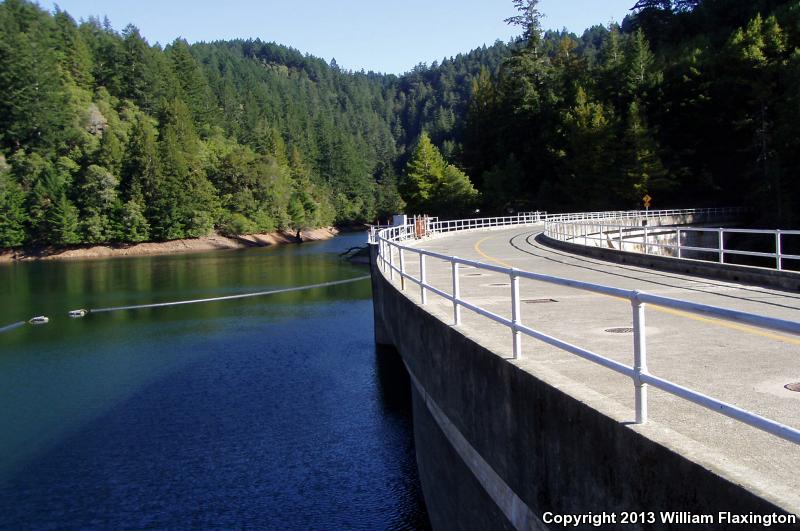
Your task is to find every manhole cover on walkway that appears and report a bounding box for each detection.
[785,382,800,392]
[605,327,634,334]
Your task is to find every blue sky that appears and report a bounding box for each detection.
[48,0,636,74]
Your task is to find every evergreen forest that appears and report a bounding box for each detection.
[1,0,800,249]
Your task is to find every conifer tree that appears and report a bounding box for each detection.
[623,29,658,100]
[402,132,446,213]
[169,39,217,130]
[560,87,615,208]
[402,132,478,215]
[123,116,161,203]
[121,25,158,113]
[53,8,94,90]
[0,164,27,247]
[47,194,81,245]
[78,165,119,243]
[81,16,123,95]
[374,163,406,219]
[118,198,150,242]
[96,125,124,176]
[618,101,670,204]
[0,0,72,153]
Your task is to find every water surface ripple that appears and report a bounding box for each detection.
[0,234,430,530]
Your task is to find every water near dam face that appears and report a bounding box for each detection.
[0,233,430,530]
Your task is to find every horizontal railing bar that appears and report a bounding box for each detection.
[711,228,800,235]
[514,270,633,299]
[383,257,458,304]
[635,292,800,336]
[382,237,800,334]
[517,322,635,378]
[458,298,513,328]
[423,283,454,303]
[547,225,800,239]
[396,243,635,299]
[543,209,800,277]
[390,258,637,379]
[397,246,517,275]
[375,208,800,446]
[640,372,800,444]
[677,245,728,253]
[722,249,779,258]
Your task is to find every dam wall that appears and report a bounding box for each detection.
[368,243,797,531]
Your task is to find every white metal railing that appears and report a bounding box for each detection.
[369,211,547,244]
[374,209,800,445]
[544,208,800,272]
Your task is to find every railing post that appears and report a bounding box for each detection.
[420,253,427,305]
[452,257,461,326]
[676,228,682,258]
[776,230,782,271]
[399,248,406,290]
[643,226,649,254]
[389,244,395,281]
[718,228,724,264]
[631,292,648,424]
[510,268,521,359]
[618,227,623,251]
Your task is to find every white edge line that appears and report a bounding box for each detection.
[404,362,548,531]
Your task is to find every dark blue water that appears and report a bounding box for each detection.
[0,234,429,529]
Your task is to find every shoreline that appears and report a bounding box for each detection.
[0,227,344,263]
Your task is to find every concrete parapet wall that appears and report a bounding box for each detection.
[369,244,798,531]
[557,213,741,256]
[539,234,800,292]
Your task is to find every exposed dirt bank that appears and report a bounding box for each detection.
[0,227,341,263]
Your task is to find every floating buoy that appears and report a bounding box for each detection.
[68,309,88,318]
[28,316,49,325]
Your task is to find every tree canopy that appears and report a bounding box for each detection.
[401,132,479,216]
[2,0,800,250]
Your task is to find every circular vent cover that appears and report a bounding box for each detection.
[605,327,634,334]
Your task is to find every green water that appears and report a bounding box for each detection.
[0,236,367,474]
[0,234,429,528]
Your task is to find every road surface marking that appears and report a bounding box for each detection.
[473,235,800,346]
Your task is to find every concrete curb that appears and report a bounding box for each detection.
[537,234,800,292]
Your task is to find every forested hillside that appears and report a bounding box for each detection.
[0,0,507,247]
[1,0,799,249]
[463,0,800,225]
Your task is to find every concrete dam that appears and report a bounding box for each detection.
[368,210,800,530]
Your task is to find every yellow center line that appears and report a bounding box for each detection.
[473,235,800,346]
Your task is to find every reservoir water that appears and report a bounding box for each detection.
[0,233,430,529]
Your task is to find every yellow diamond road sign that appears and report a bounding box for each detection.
[643,194,652,208]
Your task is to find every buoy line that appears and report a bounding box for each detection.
[85,275,371,314]
[0,275,370,333]
[0,321,26,334]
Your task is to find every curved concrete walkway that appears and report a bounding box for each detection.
[392,224,800,514]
